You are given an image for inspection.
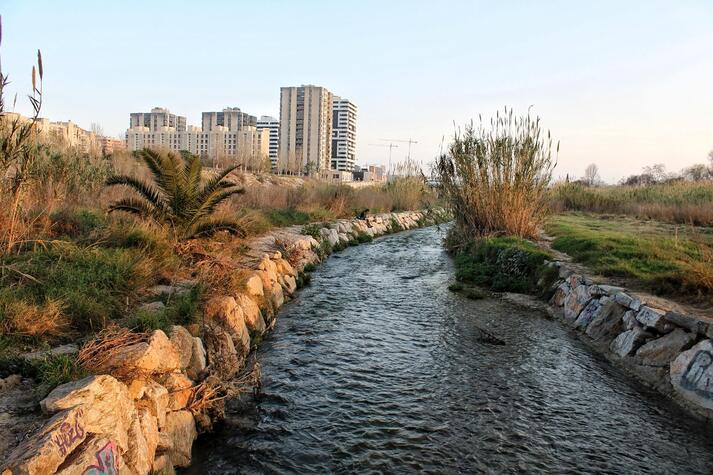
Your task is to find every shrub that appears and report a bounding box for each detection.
[454,236,552,294]
[302,223,322,239]
[436,108,556,244]
[35,354,88,397]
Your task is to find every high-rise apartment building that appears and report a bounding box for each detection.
[202,107,257,132]
[278,85,333,174]
[256,116,280,169]
[130,107,187,132]
[331,97,357,171]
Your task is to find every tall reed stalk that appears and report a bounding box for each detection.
[436,108,557,243]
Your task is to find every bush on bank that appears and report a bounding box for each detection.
[451,236,557,296]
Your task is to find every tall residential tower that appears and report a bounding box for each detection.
[331,96,357,171]
[278,85,333,174]
[256,115,280,169]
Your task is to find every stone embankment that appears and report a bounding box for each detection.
[548,260,713,420]
[1,210,442,475]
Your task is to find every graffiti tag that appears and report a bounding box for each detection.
[82,441,119,475]
[52,408,86,457]
[681,350,713,398]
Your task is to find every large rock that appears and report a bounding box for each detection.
[236,294,266,334]
[186,337,207,380]
[128,378,169,429]
[636,306,667,332]
[665,311,708,335]
[55,435,126,474]
[622,310,637,330]
[204,326,241,379]
[671,339,713,410]
[204,296,250,354]
[41,375,134,452]
[614,292,641,311]
[550,283,570,307]
[92,330,181,377]
[2,406,87,475]
[563,284,591,321]
[636,328,695,367]
[162,410,197,468]
[124,409,156,474]
[244,273,264,297]
[169,325,194,370]
[573,298,603,330]
[585,300,627,341]
[610,327,651,357]
[160,373,194,411]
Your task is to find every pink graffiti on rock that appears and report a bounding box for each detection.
[82,440,119,475]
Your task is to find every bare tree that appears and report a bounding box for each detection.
[583,163,600,186]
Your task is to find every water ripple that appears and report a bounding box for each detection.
[187,226,713,474]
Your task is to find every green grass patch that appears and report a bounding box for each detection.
[453,236,554,294]
[131,286,202,333]
[546,213,713,299]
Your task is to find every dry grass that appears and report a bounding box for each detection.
[77,325,149,379]
[551,180,713,226]
[436,108,556,241]
[0,297,68,338]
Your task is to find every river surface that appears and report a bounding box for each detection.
[188,225,713,474]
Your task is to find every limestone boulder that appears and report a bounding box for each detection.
[137,379,169,429]
[186,337,207,380]
[91,330,181,377]
[274,258,296,277]
[204,326,241,379]
[610,327,651,357]
[204,296,250,354]
[585,300,627,341]
[236,294,266,334]
[41,375,134,452]
[636,306,668,332]
[614,292,641,311]
[124,408,157,474]
[636,328,695,367]
[622,310,637,330]
[573,298,603,330]
[151,454,176,475]
[280,274,297,296]
[55,436,126,475]
[3,406,87,475]
[160,373,194,411]
[270,281,285,310]
[169,325,194,370]
[162,410,197,468]
[244,273,264,297]
[550,283,570,307]
[665,311,708,335]
[563,284,591,321]
[671,339,713,411]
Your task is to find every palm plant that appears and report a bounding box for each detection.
[106,149,245,238]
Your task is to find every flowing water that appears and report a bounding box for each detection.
[188,226,713,474]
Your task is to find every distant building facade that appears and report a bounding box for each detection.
[331,96,357,171]
[126,106,269,168]
[99,136,126,155]
[278,85,334,174]
[256,115,279,169]
[130,107,186,132]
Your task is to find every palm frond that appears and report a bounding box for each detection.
[105,175,167,213]
[186,218,246,239]
[198,165,240,202]
[107,198,161,220]
[190,186,245,224]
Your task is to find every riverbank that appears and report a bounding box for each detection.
[449,225,713,423]
[0,209,447,474]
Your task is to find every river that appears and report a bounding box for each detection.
[187,225,713,474]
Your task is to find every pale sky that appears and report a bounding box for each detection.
[2,0,712,182]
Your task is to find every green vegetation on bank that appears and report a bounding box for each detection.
[451,236,557,296]
[546,213,713,301]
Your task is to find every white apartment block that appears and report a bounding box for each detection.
[256,116,279,169]
[126,107,269,169]
[130,107,186,132]
[278,85,333,174]
[202,107,257,132]
[331,96,357,171]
